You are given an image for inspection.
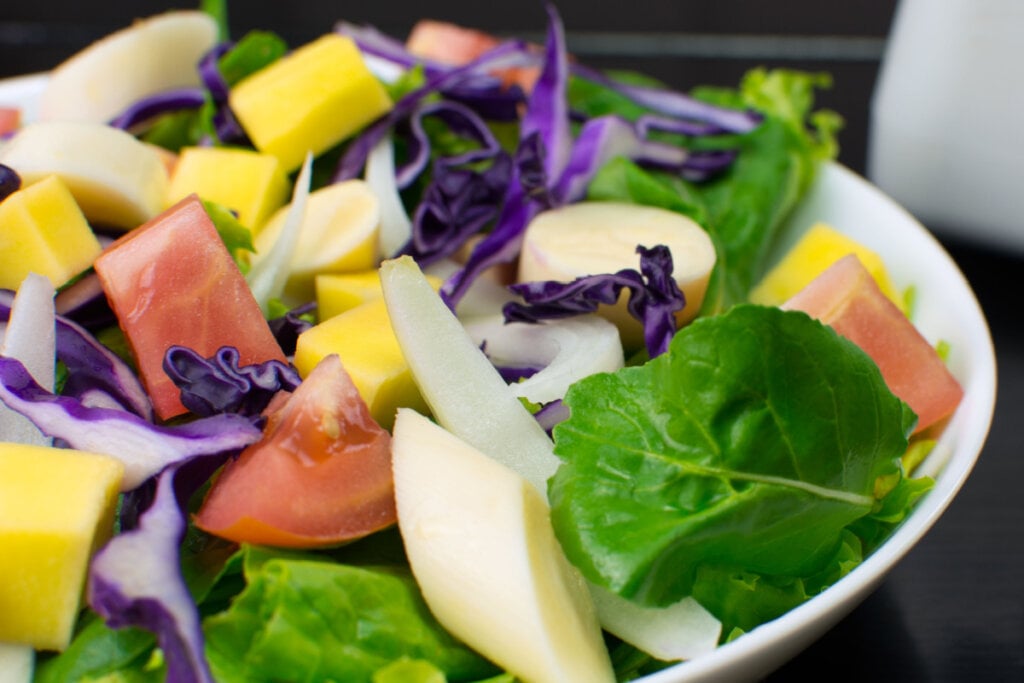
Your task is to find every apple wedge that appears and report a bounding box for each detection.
[38,11,218,124]
[391,408,615,683]
[0,122,169,230]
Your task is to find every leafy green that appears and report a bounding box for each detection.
[199,0,230,42]
[217,31,288,88]
[202,200,256,272]
[548,305,914,612]
[690,69,841,306]
[202,546,499,683]
[33,614,160,683]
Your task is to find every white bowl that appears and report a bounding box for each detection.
[642,162,996,682]
[0,76,996,682]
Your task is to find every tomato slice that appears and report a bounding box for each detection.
[194,354,397,548]
[94,194,287,420]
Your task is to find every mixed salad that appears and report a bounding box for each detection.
[0,2,962,682]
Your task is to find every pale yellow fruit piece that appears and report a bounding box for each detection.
[0,444,124,651]
[750,222,900,307]
[166,147,289,232]
[0,121,168,230]
[0,176,102,290]
[316,270,384,321]
[252,180,380,303]
[38,11,217,124]
[294,291,435,430]
[229,34,393,172]
[392,409,615,683]
[518,201,716,350]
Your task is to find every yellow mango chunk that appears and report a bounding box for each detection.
[296,282,439,430]
[749,222,900,308]
[229,34,393,172]
[316,270,385,320]
[0,175,102,290]
[252,180,380,304]
[166,147,289,232]
[0,444,124,651]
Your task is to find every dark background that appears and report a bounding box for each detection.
[2,2,1021,681]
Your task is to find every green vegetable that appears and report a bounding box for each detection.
[217,31,288,88]
[202,200,256,273]
[691,69,841,306]
[548,305,915,612]
[202,546,499,683]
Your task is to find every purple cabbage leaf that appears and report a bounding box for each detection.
[163,345,301,418]
[0,356,261,490]
[504,244,686,358]
[0,289,153,419]
[89,456,224,683]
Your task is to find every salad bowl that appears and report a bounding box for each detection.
[0,51,996,682]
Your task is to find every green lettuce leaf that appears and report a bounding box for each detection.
[548,305,912,609]
[202,546,498,683]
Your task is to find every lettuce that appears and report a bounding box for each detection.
[202,546,499,683]
[548,306,916,619]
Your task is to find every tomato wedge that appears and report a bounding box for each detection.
[194,354,396,548]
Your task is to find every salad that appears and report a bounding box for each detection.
[0,2,965,682]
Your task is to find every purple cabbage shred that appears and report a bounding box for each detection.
[0,163,21,202]
[163,345,301,418]
[504,244,685,358]
[89,456,223,683]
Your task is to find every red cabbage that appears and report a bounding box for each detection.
[267,300,315,355]
[0,162,21,201]
[108,88,207,131]
[0,356,262,490]
[0,289,152,419]
[89,458,221,683]
[503,244,685,358]
[163,345,300,418]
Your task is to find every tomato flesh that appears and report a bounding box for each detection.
[94,194,286,420]
[194,354,397,548]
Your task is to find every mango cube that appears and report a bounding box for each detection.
[750,222,901,308]
[316,270,385,320]
[295,298,430,430]
[166,146,289,232]
[229,34,393,171]
[0,444,124,651]
[0,175,102,290]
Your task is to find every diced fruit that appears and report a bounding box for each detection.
[0,107,20,136]
[251,180,380,303]
[518,201,716,350]
[750,222,901,308]
[783,254,963,433]
[94,194,287,420]
[229,34,393,172]
[294,289,437,431]
[392,408,615,683]
[316,270,385,320]
[0,175,102,290]
[0,443,123,650]
[194,354,395,548]
[0,121,169,230]
[38,11,217,124]
[165,147,289,232]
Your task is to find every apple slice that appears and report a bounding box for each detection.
[392,408,615,683]
[38,11,217,124]
[0,642,33,683]
[0,121,169,230]
[783,254,963,433]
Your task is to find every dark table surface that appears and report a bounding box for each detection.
[2,2,1021,681]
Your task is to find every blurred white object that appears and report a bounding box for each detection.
[868,0,1024,250]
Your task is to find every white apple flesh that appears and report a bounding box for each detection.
[38,11,218,125]
[392,408,615,683]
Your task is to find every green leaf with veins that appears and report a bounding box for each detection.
[549,305,913,607]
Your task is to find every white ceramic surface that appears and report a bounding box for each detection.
[0,76,996,682]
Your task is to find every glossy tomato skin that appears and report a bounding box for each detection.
[194,354,397,548]
[94,194,287,420]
